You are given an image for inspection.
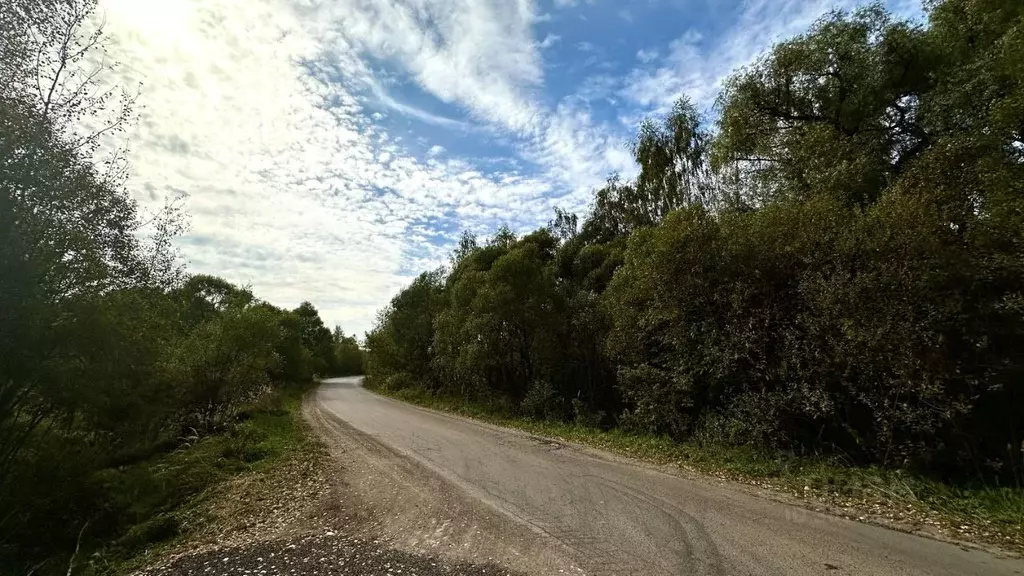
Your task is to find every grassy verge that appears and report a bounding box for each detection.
[80,383,320,576]
[373,384,1024,554]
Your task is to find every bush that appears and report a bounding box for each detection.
[520,380,561,420]
[382,372,418,392]
[222,426,271,463]
[162,306,282,434]
[117,514,180,553]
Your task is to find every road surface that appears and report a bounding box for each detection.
[312,377,1023,576]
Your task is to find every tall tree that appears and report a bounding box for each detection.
[713,6,932,206]
[0,0,176,482]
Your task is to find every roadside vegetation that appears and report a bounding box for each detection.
[79,385,324,576]
[0,1,363,574]
[365,0,1024,550]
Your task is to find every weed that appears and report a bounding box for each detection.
[78,384,317,575]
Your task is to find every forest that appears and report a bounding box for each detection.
[0,1,363,573]
[366,0,1024,486]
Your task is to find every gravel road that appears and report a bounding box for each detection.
[312,376,1024,576]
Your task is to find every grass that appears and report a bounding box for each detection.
[80,384,318,576]
[373,384,1024,554]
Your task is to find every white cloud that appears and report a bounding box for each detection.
[362,75,472,130]
[574,74,621,106]
[552,0,593,8]
[95,0,592,335]
[427,145,446,156]
[538,33,561,49]
[635,48,659,63]
[313,0,543,133]
[310,0,632,192]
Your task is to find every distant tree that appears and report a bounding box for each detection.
[547,207,578,242]
[449,230,478,267]
[365,270,446,390]
[332,326,364,376]
[294,302,335,376]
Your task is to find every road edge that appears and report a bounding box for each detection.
[361,379,1023,560]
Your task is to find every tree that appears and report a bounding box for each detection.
[431,229,570,411]
[580,100,715,241]
[162,305,281,433]
[365,270,446,390]
[0,0,164,566]
[1,0,181,464]
[294,302,335,376]
[713,6,932,206]
[633,98,717,212]
[333,326,365,376]
[2,0,138,156]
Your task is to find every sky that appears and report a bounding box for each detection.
[96,0,923,336]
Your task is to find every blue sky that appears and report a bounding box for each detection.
[97,0,923,335]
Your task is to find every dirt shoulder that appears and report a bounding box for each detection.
[129,388,551,576]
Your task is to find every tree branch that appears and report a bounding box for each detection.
[66,521,90,576]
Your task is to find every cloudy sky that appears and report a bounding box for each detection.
[97,0,922,335]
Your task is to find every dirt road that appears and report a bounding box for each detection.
[311,377,1023,576]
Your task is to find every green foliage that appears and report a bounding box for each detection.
[0,2,341,564]
[432,228,567,405]
[294,301,335,376]
[713,5,933,206]
[332,326,365,376]
[633,98,716,212]
[82,385,313,573]
[365,270,446,389]
[0,95,143,484]
[367,0,1024,489]
[161,305,281,434]
[0,276,336,573]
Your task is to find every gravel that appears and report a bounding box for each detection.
[136,533,523,576]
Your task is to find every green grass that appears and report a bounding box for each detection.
[81,384,317,575]
[375,384,1024,553]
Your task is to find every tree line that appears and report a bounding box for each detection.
[1,1,363,572]
[366,0,1024,484]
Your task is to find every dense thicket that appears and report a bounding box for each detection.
[366,0,1024,483]
[0,1,363,572]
